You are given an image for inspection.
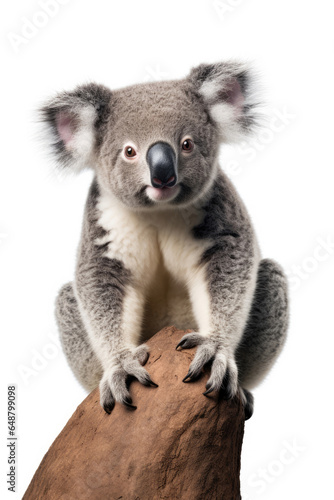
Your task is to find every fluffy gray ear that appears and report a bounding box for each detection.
[188,61,259,143]
[39,83,112,171]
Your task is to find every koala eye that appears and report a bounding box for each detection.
[124,145,137,159]
[181,138,194,153]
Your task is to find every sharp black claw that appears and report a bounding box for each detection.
[182,371,194,383]
[123,398,137,410]
[203,386,214,396]
[142,377,159,388]
[103,401,115,414]
[176,340,186,350]
[143,352,150,365]
[102,396,115,414]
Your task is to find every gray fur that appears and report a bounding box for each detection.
[43,61,289,418]
[236,259,289,388]
[56,281,103,391]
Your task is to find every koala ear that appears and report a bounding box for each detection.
[40,83,112,171]
[188,61,259,143]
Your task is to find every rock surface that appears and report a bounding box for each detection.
[23,326,245,500]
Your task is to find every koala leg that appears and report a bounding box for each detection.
[236,259,289,391]
[55,282,103,392]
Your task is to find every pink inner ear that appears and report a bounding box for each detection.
[56,111,75,147]
[224,78,245,114]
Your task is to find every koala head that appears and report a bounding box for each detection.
[41,61,258,210]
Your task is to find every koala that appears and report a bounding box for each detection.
[41,61,289,419]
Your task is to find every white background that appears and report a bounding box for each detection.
[1,0,333,498]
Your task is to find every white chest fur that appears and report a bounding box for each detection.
[95,191,211,289]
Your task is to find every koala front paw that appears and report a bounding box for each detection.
[176,332,239,400]
[99,344,158,414]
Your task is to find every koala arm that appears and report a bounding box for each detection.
[177,174,259,398]
[74,182,157,412]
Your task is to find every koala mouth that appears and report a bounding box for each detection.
[146,184,180,202]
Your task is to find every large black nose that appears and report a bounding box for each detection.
[147,142,177,188]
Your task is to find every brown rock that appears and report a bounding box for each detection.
[23,326,245,500]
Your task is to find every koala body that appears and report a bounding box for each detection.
[43,62,289,418]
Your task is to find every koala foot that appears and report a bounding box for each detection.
[99,344,158,414]
[176,332,239,398]
[176,332,253,419]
